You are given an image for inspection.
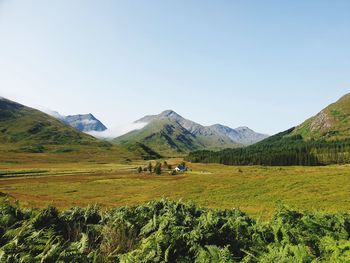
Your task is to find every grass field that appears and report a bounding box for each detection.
[1,158,350,219]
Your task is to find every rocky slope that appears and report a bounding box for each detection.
[114,110,268,156]
[292,93,350,141]
[47,111,107,132]
[135,110,268,145]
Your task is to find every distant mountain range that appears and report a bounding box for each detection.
[0,97,269,158]
[47,111,107,132]
[187,93,350,166]
[114,110,268,156]
[47,108,268,156]
[4,93,350,165]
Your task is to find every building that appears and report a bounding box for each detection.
[174,165,187,172]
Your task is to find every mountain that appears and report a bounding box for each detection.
[291,93,350,141]
[209,124,268,145]
[114,118,209,156]
[63,114,107,132]
[0,97,158,161]
[47,111,107,132]
[0,97,98,147]
[135,110,268,145]
[187,93,350,166]
[135,110,214,136]
[114,110,267,156]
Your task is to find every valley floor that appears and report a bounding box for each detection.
[1,159,350,219]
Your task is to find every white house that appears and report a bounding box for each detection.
[174,165,187,172]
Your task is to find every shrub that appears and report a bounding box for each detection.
[1,199,350,262]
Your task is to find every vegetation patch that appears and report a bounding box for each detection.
[53,148,75,153]
[1,199,350,262]
[0,169,49,177]
[17,144,46,153]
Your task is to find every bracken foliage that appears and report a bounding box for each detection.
[1,199,350,262]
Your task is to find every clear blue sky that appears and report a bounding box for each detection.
[0,0,349,135]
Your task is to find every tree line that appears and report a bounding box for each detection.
[186,128,350,166]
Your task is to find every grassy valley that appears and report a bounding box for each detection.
[2,1,350,260]
[2,96,350,261]
[2,160,350,218]
[2,160,350,261]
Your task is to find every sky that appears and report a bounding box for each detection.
[0,0,349,135]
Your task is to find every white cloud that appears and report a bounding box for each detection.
[87,122,147,139]
[36,106,148,139]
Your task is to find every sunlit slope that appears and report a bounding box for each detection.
[0,97,156,162]
[114,118,239,156]
[292,93,350,140]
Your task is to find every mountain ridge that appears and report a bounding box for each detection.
[114,118,208,156]
[114,110,268,156]
[135,110,268,145]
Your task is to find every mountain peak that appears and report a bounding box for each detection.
[66,113,94,119]
[135,110,184,124]
[209,124,268,145]
[123,109,269,155]
[63,114,107,132]
[160,109,176,115]
[47,110,107,132]
[235,126,251,131]
[159,110,182,118]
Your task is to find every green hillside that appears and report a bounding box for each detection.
[113,118,204,156]
[113,118,239,156]
[119,142,162,160]
[292,93,350,140]
[187,93,350,166]
[0,97,99,147]
[0,98,156,162]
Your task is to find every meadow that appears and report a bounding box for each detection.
[1,156,350,219]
